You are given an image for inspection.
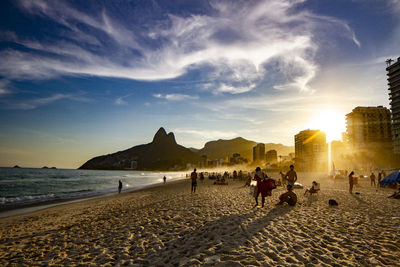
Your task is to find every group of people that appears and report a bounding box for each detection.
[348,170,388,194]
[252,165,300,207]
[368,171,386,188]
[189,165,320,207]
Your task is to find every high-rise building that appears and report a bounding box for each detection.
[387,57,400,154]
[265,149,277,163]
[345,106,392,151]
[294,129,327,171]
[252,143,265,162]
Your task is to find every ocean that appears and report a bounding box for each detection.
[0,167,186,210]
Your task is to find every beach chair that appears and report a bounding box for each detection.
[305,183,320,196]
[309,188,320,195]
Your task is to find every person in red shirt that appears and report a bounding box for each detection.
[254,167,274,207]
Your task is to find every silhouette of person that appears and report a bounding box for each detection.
[378,172,382,188]
[118,180,122,194]
[253,167,265,207]
[285,165,298,186]
[190,168,198,193]
[163,176,167,184]
[370,172,376,187]
[277,185,297,206]
[349,171,354,194]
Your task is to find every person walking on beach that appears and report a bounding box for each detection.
[349,171,354,194]
[118,180,122,194]
[190,168,198,193]
[163,176,167,184]
[285,165,298,186]
[370,172,376,187]
[277,185,297,206]
[253,167,265,207]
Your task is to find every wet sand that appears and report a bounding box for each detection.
[1,174,399,266]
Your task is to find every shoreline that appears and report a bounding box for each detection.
[0,177,186,219]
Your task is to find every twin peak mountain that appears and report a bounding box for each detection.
[79,127,293,170]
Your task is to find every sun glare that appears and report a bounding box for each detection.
[307,109,346,143]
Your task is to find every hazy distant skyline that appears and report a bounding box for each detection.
[0,0,399,168]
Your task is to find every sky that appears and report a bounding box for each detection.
[0,0,399,168]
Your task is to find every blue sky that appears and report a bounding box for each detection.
[0,0,399,168]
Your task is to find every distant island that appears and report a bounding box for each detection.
[79,127,294,171]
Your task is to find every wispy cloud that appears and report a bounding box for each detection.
[0,80,11,95]
[0,0,361,94]
[114,94,133,105]
[115,97,126,105]
[173,128,239,140]
[1,93,90,110]
[153,93,199,101]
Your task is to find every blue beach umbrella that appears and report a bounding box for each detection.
[380,170,400,186]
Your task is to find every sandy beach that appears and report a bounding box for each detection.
[1,174,399,266]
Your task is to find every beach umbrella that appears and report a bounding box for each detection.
[380,170,400,186]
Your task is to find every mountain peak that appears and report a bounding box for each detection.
[153,127,167,142]
[152,127,177,145]
[79,126,200,170]
[167,132,177,145]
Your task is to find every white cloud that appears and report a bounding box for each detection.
[153,93,199,101]
[0,0,361,94]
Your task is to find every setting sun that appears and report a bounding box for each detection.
[307,109,346,142]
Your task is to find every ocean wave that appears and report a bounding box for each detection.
[1,193,56,205]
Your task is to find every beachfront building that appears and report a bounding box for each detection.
[387,57,400,154]
[345,106,393,152]
[252,143,265,163]
[265,149,277,164]
[294,129,328,172]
